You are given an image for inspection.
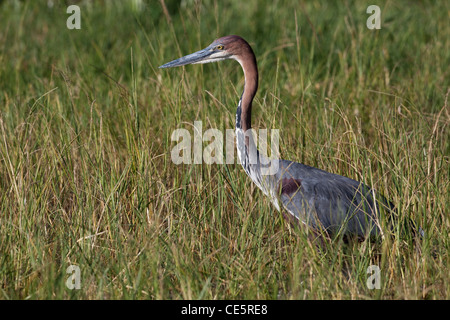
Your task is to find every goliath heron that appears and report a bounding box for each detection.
[159,35,420,239]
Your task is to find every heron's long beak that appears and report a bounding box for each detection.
[159,46,214,68]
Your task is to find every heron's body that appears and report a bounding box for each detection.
[160,35,397,238]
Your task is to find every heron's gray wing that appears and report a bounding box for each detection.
[275,160,389,237]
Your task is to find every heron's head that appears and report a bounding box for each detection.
[159,35,253,69]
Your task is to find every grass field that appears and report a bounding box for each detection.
[0,0,449,299]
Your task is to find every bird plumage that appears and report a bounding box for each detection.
[160,35,422,240]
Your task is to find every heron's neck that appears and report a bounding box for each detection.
[235,54,258,132]
[234,51,262,186]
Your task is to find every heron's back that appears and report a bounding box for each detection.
[274,160,393,237]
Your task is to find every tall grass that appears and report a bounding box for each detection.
[0,0,448,299]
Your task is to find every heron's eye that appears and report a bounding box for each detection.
[216,45,224,50]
